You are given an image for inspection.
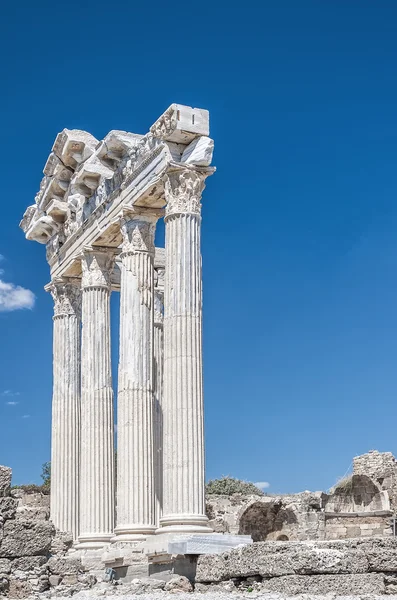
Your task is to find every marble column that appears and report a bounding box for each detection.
[153,268,164,526]
[114,209,160,541]
[160,168,212,533]
[47,279,81,540]
[78,249,115,547]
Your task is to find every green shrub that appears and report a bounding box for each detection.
[205,476,264,496]
[11,484,50,495]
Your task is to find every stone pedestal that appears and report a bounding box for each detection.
[47,279,81,539]
[159,169,211,533]
[154,268,164,527]
[78,250,115,548]
[114,210,160,541]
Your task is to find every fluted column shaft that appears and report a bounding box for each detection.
[153,269,164,527]
[48,280,81,540]
[78,249,115,547]
[115,209,160,540]
[160,168,211,533]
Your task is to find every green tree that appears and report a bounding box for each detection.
[41,461,51,489]
[205,476,264,496]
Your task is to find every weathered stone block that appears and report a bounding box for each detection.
[48,574,61,587]
[0,497,18,521]
[7,578,32,599]
[61,573,78,586]
[0,466,12,496]
[50,531,74,556]
[260,573,385,595]
[164,575,193,592]
[0,558,11,574]
[0,519,54,558]
[11,556,47,572]
[196,540,369,582]
[359,536,397,571]
[47,556,82,576]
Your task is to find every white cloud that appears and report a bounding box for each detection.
[6,401,19,406]
[254,481,270,491]
[22,415,30,419]
[1,390,20,397]
[0,280,35,312]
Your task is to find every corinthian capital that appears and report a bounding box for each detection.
[120,210,159,256]
[81,248,115,289]
[46,279,81,319]
[163,169,207,219]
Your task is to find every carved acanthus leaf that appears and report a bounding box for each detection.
[164,170,206,218]
[120,218,156,255]
[81,251,114,289]
[49,281,81,318]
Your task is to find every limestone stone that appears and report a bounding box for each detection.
[0,497,18,521]
[0,558,11,573]
[0,466,12,496]
[196,540,372,582]
[11,556,47,571]
[50,531,74,555]
[0,519,55,558]
[260,573,385,595]
[61,573,79,585]
[164,575,193,592]
[47,556,82,576]
[358,536,397,571]
[7,578,32,599]
[49,574,62,587]
[0,575,9,594]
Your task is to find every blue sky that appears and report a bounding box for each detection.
[1,0,397,493]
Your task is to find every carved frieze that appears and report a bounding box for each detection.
[20,104,215,272]
[150,106,178,140]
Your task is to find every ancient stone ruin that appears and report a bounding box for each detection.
[9,102,397,596]
[207,450,396,543]
[20,104,215,546]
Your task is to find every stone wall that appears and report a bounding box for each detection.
[354,450,397,481]
[325,514,390,540]
[205,451,397,544]
[0,466,96,598]
[195,537,397,595]
[206,492,327,542]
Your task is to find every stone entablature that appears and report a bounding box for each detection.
[20,104,215,548]
[20,104,214,282]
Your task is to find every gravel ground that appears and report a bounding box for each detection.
[47,594,397,600]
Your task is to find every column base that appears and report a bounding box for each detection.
[157,513,212,535]
[111,524,157,542]
[76,533,113,549]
